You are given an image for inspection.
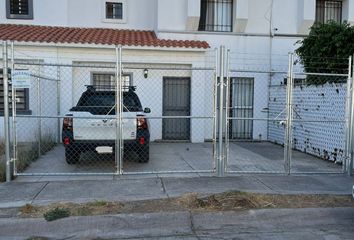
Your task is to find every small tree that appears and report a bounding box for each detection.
[295,21,354,85]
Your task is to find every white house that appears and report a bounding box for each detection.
[1,0,354,145]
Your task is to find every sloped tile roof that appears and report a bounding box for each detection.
[0,24,210,49]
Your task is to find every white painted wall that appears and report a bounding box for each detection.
[1,0,354,32]
[0,0,68,26]
[0,0,156,30]
[0,45,213,143]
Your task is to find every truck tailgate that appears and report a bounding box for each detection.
[72,112,137,141]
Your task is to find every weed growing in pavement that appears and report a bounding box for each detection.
[43,207,70,222]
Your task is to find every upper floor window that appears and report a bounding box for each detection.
[6,0,33,19]
[198,0,233,32]
[315,0,342,24]
[102,0,127,23]
[106,2,123,19]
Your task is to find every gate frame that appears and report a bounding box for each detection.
[3,42,352,180]
[224,50,354,175]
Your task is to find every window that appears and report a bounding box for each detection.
[92,73,131,91]
[198,0,233,32]
[6,0,33,19]
[0,69,30,115]
[102,0,127,23]
[315,0,342,24]
[106,2,123,19]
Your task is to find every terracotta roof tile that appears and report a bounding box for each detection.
[0,24,210,49]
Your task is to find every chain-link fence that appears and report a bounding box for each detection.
[225,51,352,174]
[121,56,217,175]
[5,45,218,177]
[225,52,289,174]
[1,41,353,180]
[288,54,351,174]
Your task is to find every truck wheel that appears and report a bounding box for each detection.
[138,147,149,163]
[65,148,80,164]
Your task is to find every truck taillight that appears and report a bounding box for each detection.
[137,116,148,130]
[63,116,73,131]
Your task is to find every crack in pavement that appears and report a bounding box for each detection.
[189,211,202,240]
[30,181,49,203]
[159,177,169,198]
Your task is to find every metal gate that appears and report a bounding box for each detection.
[1,41,354,181]
[225,50,354,175]
[1,42,218,179]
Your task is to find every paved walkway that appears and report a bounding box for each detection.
[0,175,353,208]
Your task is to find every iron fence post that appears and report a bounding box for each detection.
[37,60,41,156]
[217,46,225,177]
[345,56,352,174]
[2,41,11,182]
[284,52,294,175]
[224,48,230,173]
[10,41,16,177]
[115,45,123,175]
[349,55,354,176]
[57,66,61,143]
[212,48,218,172]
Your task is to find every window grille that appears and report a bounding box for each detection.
[6,0,33,19]
[198,0,233,32]
[316,0,342,24]
[0,69,29,114]
[92,73,131,91]
[106,2,123,19]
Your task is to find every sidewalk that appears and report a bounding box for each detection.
[0,175,353,208]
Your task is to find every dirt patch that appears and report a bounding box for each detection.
[18,192,354,219]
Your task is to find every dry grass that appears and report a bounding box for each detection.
[16,134,57,174]
[19,192,354,220]
[0,134,57,182]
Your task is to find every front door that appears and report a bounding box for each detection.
[162,77,191,140]
[230,77,254,139]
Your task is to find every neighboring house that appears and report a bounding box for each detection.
[1,0,354,143]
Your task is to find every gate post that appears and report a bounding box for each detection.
[57,66,61,143]
[284,53,294,175]
[2,41,11,182]
[10,41,16,177]
[224,48,230,173]
[217,46,226,177]
[349,55,354,176]
[345,56,352,175]
[115,45,123,175]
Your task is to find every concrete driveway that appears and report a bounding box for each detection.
[14,141,342,181]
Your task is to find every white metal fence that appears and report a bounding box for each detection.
[1,41,354,181]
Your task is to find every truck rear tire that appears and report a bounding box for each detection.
[65,148,80,164]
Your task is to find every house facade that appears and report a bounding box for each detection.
[1,0,354,143]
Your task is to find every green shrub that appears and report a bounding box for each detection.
[296,21,354,85]
[43,207,70,222]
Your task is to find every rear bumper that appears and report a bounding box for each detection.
[62,130,149,152]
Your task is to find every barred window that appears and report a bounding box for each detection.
[106,2,123,19]
[316,0,342,24]
[92,73,131,91]
[198,0,233,32]
[6,0,33,19]
[0,69,30,115]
